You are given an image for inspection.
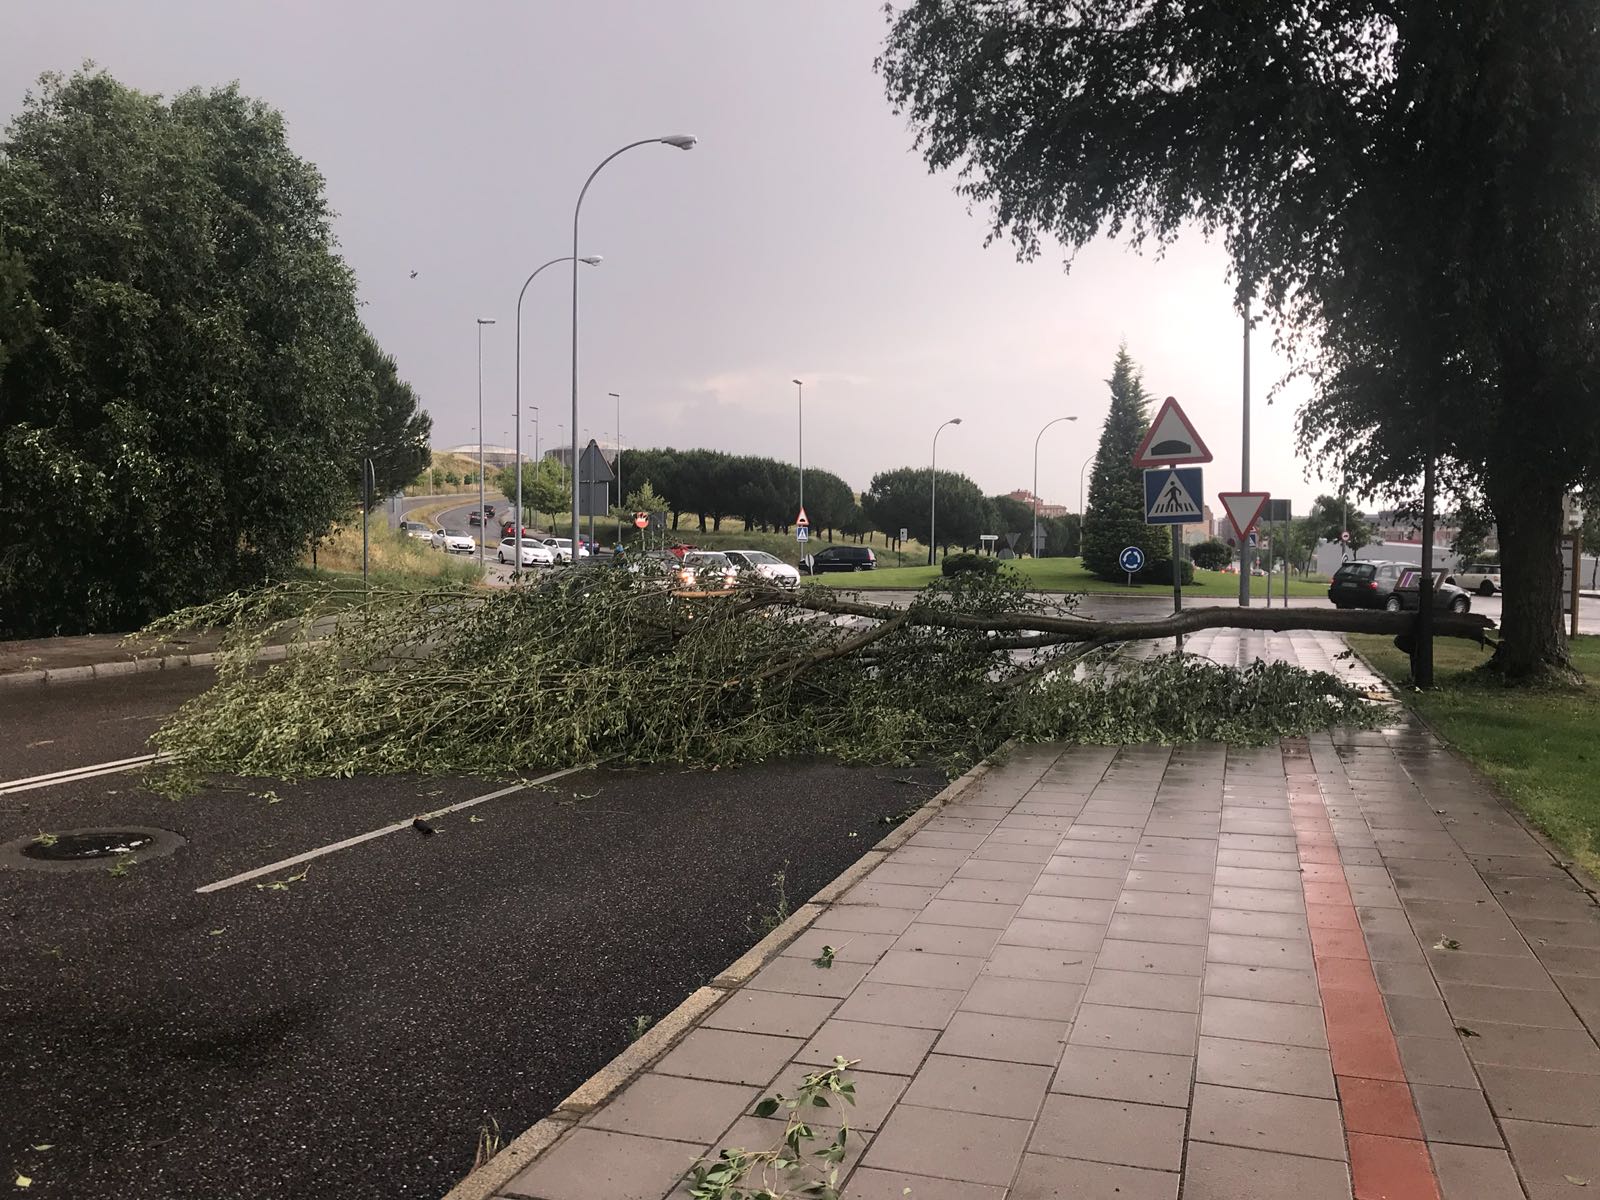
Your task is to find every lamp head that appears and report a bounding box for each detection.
[477,318,496,325]
[792,378,803,387]
[608,392,620,399]
[660,134,698,150]
[950,418,963,425]
[579,255,603,266]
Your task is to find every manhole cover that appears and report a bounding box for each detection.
[0,826,186,872]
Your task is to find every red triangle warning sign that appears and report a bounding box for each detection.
[795,507,810,527]
[1133,396,1213,467]
[1219,491,1271,541]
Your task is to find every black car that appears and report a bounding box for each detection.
[808,545,877,573]
[1328,560,1404,609]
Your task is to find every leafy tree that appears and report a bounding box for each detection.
[989,494,1036,555]
[1190,540,1230,571]
[1304,495,1376,557]
[625,481,667,518]
[1079,348,1169,582]
[841,502,873,543]
[356,334,431,505]
[1450,502,1496,568]
[0,68,382,637]
[879,0,1600,678]
[495,457,567,525]
[1042,512,1081,558]
[863,466,990,558]
[804,469,856,542]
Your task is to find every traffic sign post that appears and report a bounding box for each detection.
[1119,545,1145,586]
[1144,467,1205,524]
[1134,397,1212,654]
[796,526,809,543]
[1133,397,1214,468]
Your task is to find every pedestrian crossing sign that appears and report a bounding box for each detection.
[1143,467,1204,525]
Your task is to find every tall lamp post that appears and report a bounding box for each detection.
[517,255,601,572]
[1032,415,1078,558]
[792,379,805,521]
[475,317,496,564]
[570,134,697,552]
[1079,454,1095,547]
[929,417,962,566]
[608,391,622,545]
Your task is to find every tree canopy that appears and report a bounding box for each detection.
[880,0,1600,677]
[0,67,426,636]
[863,465,993,556]
[619,447,859,540]
[1081,348,1170,582]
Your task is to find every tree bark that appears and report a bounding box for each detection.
[1485,476,1572,680]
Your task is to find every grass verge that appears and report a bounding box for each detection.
[304,521,484,588]
[812,557,1329,597]
[1347,633,1600,878]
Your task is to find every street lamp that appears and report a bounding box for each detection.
[516,254,601,572]
[608,391,621,545]
[929,418,962,566]
[475,318,496,564]
[1032,416,1078,559]
[570,134,697,551]
[1079,454,1095,547]
[793,379,804,522]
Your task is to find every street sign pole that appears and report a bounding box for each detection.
[1172,524,1184,653]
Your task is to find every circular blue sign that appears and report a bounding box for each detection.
[1119,545,1146,573]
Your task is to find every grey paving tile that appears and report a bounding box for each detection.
[833,981,965,1030]
[1098,938,1208,976]
[1108,913,1211,945]
[1124,869,1213,895]
[1374,959,1444,998]
[1478,1061,1600,1126]
[1209,908,1310,939]
[861,1105,1032,1186]
[1196,1035,1336,1099]
[778,928,897,968]
[843,1166,1005,1200]
[981,945,1094,983]
[704,1113,867,1185]
[1382,992,1459,1038]
[935,1011,1071,1065]
[894,920,1003,958]
[1084,968,1202,1013]
[1174,1139,1353,1200]
[973,841,1057,863]
[840,882,941,909]
[503,1127,705,1200]
[919,898,1019,929]
[1001,917,1107,951]
[1207,932,1316,970]
[868,861,962,888]
[1053,1043,1194,1107]
[587,1072,760,1142]
[955,858,1043,882]
[654,1028,804,1087]
[767,1067,908,1131]
[1018,894,1117,924]
[795,1019,937,1077]
[1200,997,1328,1048]
[1428,1143,1527,1200]
[747,955,871,999]
[1049,842,1136,864]
[961,976,1084,1022]
[1212,884,1306,914]
[1460,1020,1600,1073]
[1117,889,1213,919]
[867,949,985,991]
[1501,1118,1600,1198]
[1069,1003,1198,1056]
[1535,943,1600,978]
[1134,851,1219,873]
[1188,1082,1345,1158]
[1395,1034,1479,1088]
[1009,1153,1178,1200]
[812,905,921,935]
[702,988,840,1038]
[900,1053,1053,1119]
[1031,1093,1187,1170]
[937,877,1035,905]
[1032,871,1126,899]
[1412,1083,1503,1147]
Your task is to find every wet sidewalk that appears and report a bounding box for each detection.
[488,636,1600,1200]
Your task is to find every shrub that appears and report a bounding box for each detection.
[942,552,999,577]
[1190,539,1231,571]
[1144,558,1195,585]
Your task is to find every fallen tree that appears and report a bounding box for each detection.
[144,570,1491,791]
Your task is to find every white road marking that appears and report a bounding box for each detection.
[0,753,167,796]
[194,764,591,894]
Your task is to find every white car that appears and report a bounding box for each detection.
[541,537,590,564]
[432,528,476,555]
[400,521,434,541]
[1446,562,1502,596]
[723,549,801,589]
[498,537,555,567]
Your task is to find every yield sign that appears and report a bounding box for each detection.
[795,506,810,528]
[1133,396,1213,467]
[1219,491,1271,541]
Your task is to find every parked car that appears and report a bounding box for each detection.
[808,545,877,573]
[432,528,476,555]
[1327,560,1404,609]
[676,551,740,591]
[1445,562,1502,596]
[498,537,555,567]
[400,521,434,541]
[541,537,590,563]
[1396,567,1473,613]
[724,549,801,589]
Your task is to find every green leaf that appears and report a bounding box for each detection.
[754,1097,780,1118]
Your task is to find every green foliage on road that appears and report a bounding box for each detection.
[0,67,429,637]
[1081,348,1173,583]
[147,570,1376,792]
[1349,634,1600,877]
[816,557,1328,597]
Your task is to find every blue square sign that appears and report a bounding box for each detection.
[1143,467,1205,525]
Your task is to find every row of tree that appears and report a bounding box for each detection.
[0,68,430,637]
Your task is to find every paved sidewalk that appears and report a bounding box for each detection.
[481,634,1599,1200]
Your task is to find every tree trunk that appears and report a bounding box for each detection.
[1486,477,1572,680]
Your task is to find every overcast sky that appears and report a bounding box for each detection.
[3,2,1343,512]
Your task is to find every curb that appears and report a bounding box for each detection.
[0,644,300,690]
[440,752,998,1200]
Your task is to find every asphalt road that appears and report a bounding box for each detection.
[0,673,944,1200]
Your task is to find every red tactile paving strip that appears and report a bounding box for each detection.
[1285,742,1443,1200]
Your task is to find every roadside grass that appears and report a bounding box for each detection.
[811,557,1329,597]
[1347,633,1600,878]
[303,520,484,589]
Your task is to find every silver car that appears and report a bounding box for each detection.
[724,549,801,589]
[432,528,476,555]
[498,537,555,567]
